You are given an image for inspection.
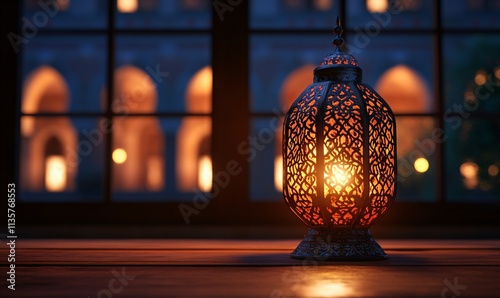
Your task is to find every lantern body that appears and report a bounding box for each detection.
[283,48,397,260]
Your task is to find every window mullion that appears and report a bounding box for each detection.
[104,0,116,204]
[433,0,446,203]
[210,2,250,221]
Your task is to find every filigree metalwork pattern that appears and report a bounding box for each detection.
[320,53,359,66]
[284,83,328,226]
[284,81,396,229]
[356,84,397,227]
[283,22,396,260]
[323,84,364,226]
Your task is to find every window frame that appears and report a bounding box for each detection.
[3,0,499,227]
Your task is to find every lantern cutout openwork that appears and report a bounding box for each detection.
[282,18,397,260]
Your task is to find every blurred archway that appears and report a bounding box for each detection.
[177,66,212,191]
[21,66,77,192]
[112,65,164,191]
[375,64,432,157]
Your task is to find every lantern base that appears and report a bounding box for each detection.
[290,228,387,261]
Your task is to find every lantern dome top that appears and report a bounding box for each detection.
[320,51,359,67]
[314,18,361,83]
[319,17,359,67]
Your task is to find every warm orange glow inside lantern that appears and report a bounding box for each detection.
[283,19,397,260]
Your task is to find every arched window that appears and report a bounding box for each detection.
[111,66,164,191]
[177,66,212,191]
[375,64,432,157]
[20,66,77,192]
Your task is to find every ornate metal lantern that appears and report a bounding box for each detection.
[282,19,397,260]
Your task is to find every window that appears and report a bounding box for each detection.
[250,0,500,203]
[19,0,211,203]
[5,0,500,226]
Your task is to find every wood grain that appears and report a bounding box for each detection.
[1,239,499,297]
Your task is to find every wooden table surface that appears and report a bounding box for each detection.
[1,239,499,297]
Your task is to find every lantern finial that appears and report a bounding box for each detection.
[332,16,344,50]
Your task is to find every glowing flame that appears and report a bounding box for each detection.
[460,161,479,189]
[460,162,478,178]
[414,157,429,173]
[45,155,66,192]
[117,0,138,13]
[366,0,388,13]
[324,163,351,193]
[112,148,127,164]
[198,155,212,192]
